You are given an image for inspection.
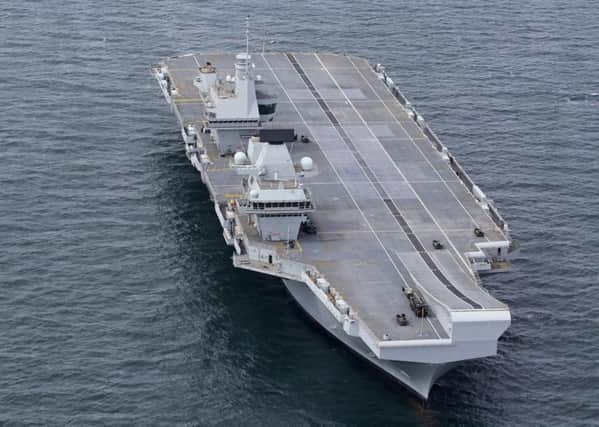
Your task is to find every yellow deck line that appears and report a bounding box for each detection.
[173,98,204,104]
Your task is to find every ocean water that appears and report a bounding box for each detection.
[2,1,598,425]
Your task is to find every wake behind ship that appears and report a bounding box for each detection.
[152,44,515,399]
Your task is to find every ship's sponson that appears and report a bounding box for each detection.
[153,51,513,398]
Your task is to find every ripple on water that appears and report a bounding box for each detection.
[1,1,598,425]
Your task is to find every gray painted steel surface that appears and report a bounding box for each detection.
[155,51,512,398]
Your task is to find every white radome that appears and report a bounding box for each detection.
[234,151,248,165]
[300,156,314,171]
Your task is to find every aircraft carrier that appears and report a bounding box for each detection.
[152,45,514,399]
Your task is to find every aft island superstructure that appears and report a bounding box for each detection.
[153,49,515,399]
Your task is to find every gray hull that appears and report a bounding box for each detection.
[282,279,456,400]
[154,51,513,402]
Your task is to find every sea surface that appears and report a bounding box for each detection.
[2,1,598,425]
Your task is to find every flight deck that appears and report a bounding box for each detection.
[157,51,511,344]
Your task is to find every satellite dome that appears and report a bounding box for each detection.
[234,151,248,165]
[300,156,314,171]
[249,189,259,199]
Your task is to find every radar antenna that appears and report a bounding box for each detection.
[245,15,250,74]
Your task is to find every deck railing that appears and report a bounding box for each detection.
[374,64,508,233]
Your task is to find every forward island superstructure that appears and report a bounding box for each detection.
[153,48,515,399]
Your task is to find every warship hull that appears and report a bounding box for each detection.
[283,278,456,399]
[153,51,513,401]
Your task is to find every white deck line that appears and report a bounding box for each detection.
[262,53,464,331]
[346,55,497,243]
[285,52,481,311]
[308,179,464,185]
[262,53,452,335]
[314,54,475,278]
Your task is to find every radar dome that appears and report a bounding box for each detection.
[300,157,314,171]
[234,152,248,165]
[249,189,259,199]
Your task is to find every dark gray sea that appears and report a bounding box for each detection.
[2,1,598,425]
